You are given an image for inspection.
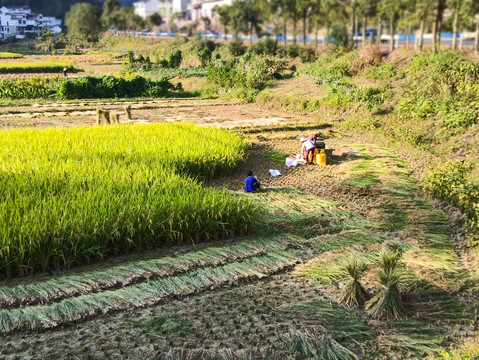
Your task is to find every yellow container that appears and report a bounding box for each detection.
[318,149,327,166]
[312,148,319,164]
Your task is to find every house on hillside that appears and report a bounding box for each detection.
[188,0,233,22]
[133,0,191,23]
[133,0,233,32]
[0,6,61,39]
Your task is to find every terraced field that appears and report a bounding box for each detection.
[0,101,477,359]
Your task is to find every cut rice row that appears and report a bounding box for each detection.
[0,238,291,308]
[0,249,301,334]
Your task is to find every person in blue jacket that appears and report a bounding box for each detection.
[245,170,260,192]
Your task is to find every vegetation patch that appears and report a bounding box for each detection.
[261,151,289,164]
[132,312,192,336]
[0,61,74,74]
[56,75,183,100]
[0,52,23,59]
[0,123,251,276]
[0,237,291,308]
[0,77,58,99]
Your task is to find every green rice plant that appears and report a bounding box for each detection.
[366,248,406,320]
[0,52,23,59]
[0,249,300,333]
[338,259,370,307]
[0,61,74,73]
[366,267,406,320]
[0,123,251,276]
[381,319,443,355]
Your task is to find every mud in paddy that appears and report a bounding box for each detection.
[1,99,477,359]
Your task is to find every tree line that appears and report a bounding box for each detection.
[213,0,479,51]
[64,0,162,44]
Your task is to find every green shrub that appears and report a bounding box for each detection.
[228,38,247,56]
[425,161,479,238]
[0,77,58,99]
[352,85,392,111]
[298,47,316,63]
[249,38,278,56]
[199,48,212,67]
[278,44,301,59]
[207,53,285,90]
[362,63,397,80]
[56,75,181,100]
[398,51,479,132]
[167,49,183,68]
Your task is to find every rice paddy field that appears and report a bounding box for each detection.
[0,46,477,359]
[0,96,477,360]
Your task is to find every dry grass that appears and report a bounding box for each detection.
[349,45,384,74]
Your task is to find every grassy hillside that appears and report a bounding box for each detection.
[253,46,479,243]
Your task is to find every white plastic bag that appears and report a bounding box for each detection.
[269,169,282,177]
[285,158,298,167]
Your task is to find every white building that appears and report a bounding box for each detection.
[188,0,233,22]
[0,6,61,39]
[133,0,191,22]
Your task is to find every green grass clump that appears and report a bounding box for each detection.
[261,151,289,164]
[0,123,251,276]
[0,61,74,73]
